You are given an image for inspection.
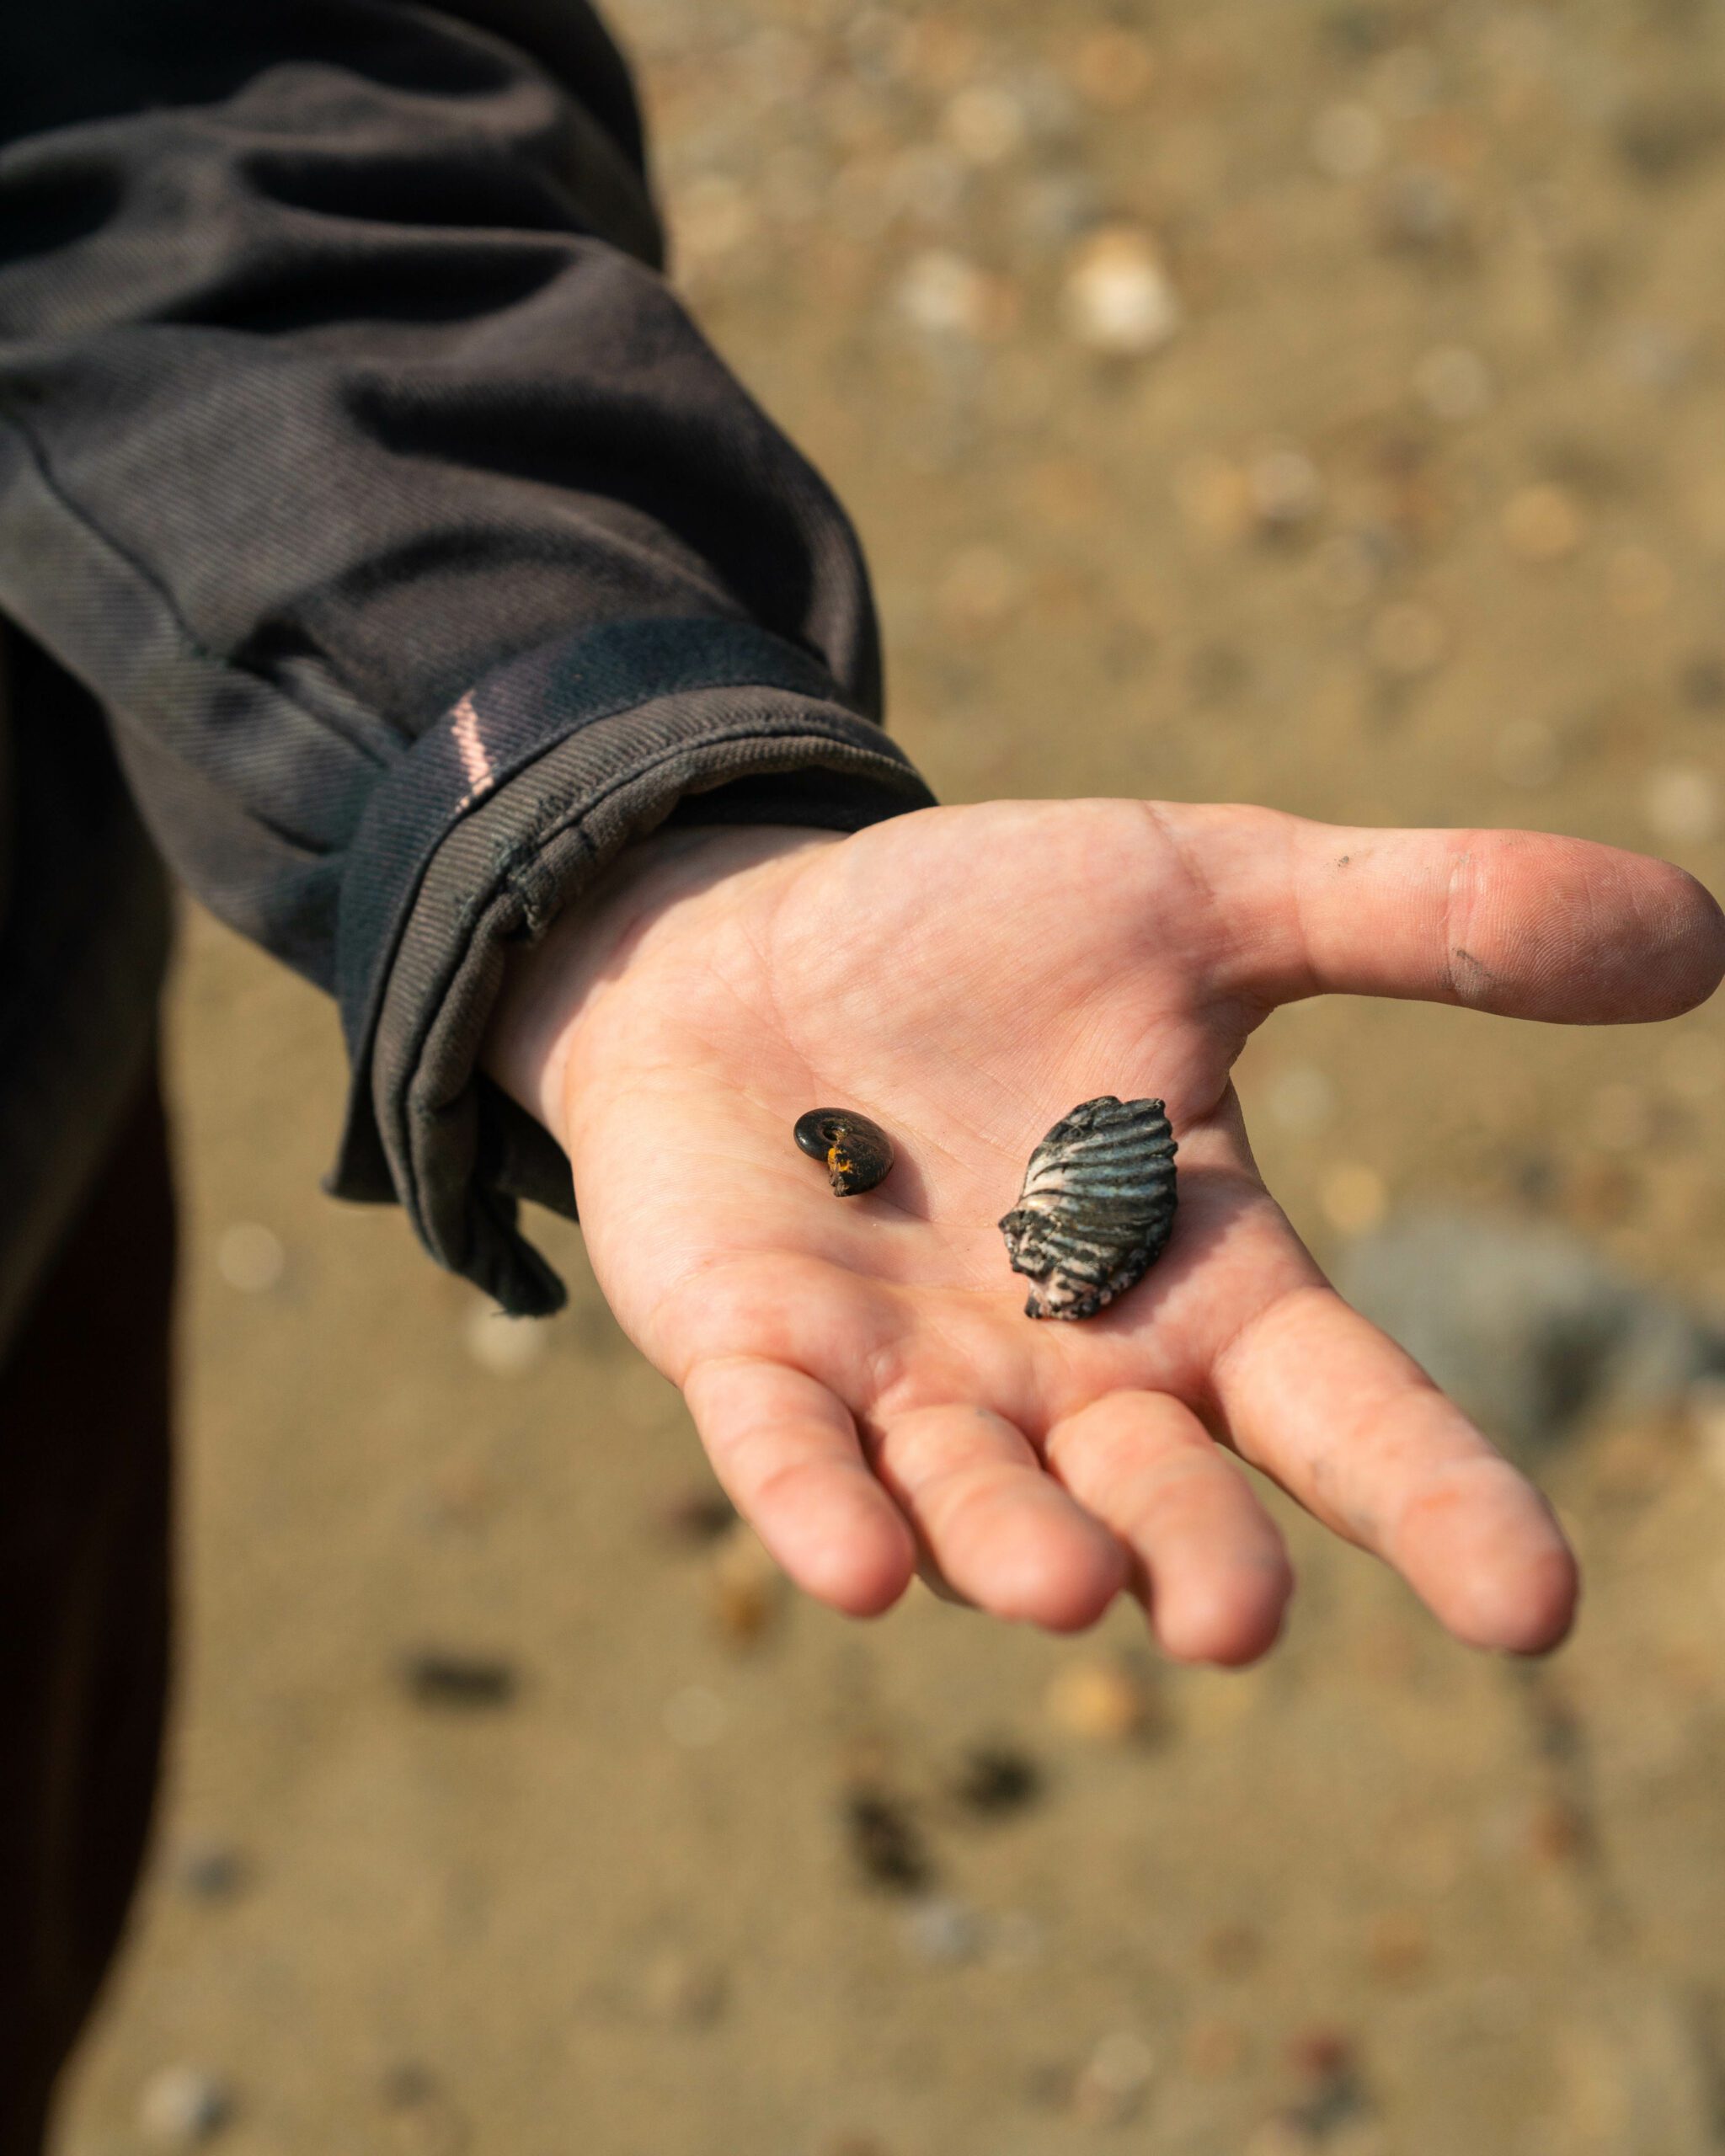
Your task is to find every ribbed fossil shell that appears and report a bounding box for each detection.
[999,1096,1178,1321]
[793,1107,895,1197]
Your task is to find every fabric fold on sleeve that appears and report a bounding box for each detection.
[0,0,938,1312]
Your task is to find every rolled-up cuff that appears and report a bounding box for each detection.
[328,616,936,1312]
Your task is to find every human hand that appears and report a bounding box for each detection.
[486,800,1725,1663]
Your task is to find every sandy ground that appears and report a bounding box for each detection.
[53,0,1725,2149]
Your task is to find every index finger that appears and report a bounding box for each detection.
[1207,1275,1579,1654]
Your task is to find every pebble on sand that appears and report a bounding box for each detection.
[1245,2119,1322,2156]
[1247,447,1324,532]
[989,1908,1046,1967]
[1367,599,1448,676]
[941,84,1026,165]
[896,249,996,339]
[1060,227,1183,356]
[138,2067,233,2147]
[172,1838,250,1903]
[462,1296,549,1377]
[1068,28,1156,109]
[1605,543,1674,617]
[1502,483,1586,562]
[1204,1921,1263,1977]
[1663,1033,1725,1102]
[1071,2030,1157,2125]
[843,1785,933,1893]
[1642,764,1718,846]
[675,173,760,265]
[1525,1792,1589,1868]
[1610,318,1695,396]
[1685,1376,1725,1486]
[1680,651,1725,711]
[1590,1082,1654,1154]
[1319,1163,1388,1237]
[937,543,1023,628]
[638,1944,729,2026]
[379,2062,472,2156]
[1286,2025,1366,2128]
[903,1895,983,1964]
[1043,1654,1155,1742]
[1264,1063,1338,1136]
[708,1523,787,1647]
[1312,531,1390,610]
[1615,90,1725,184]
[650,1481,738,1547]
[424,1454,497,1529]
[1186,2016,1248,2079]
[399,1649,520,1710]
[949,1742,1043,1817]
[1411,344,1493,421]
[1493,716,1562,790]
[1175,453,1254,545]
[663,1684,729,1748]
[1309,101,1386,179]
[1365,1909,1431,1983]
[215,1221,285,1294]
[1376,165,1464,252]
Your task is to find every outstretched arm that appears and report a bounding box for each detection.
[487,798,1725,1663]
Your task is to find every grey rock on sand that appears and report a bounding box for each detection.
[1337,1210,1723,1460]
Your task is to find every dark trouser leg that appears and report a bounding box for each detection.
[0,1064,175,2155]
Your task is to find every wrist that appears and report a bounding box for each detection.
[482,822,841,1145]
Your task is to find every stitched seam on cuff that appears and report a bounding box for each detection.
[366,697,932,1301]
[492,719,921,929]
[386,709,927,1153]
[334,616,905,1076]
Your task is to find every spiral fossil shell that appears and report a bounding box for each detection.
[999,1097,1178,1321]
[793,1107,895,1197]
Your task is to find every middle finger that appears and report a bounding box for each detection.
[868,1402,1127,1630]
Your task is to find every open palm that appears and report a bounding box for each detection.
[492,799,1724,1663]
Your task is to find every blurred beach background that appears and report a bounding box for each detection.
[56,1,1725,2150]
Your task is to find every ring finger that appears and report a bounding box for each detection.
[1044,1390,1293,1664]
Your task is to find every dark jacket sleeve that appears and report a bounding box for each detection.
[0,0,935,1314]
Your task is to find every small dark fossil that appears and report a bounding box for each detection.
[794,1107,895,1197]
[841,1784,932,1894]
[1000,1096,1178,1321]
[949,1742,1044,1819]
[399,1649,520,1710]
